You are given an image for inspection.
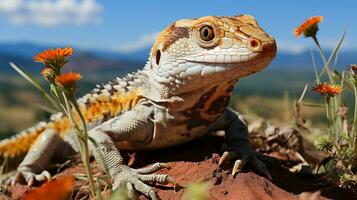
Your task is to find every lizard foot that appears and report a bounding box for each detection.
[113,162,175,200]
[218,148,272,180]
[8,167,51,186]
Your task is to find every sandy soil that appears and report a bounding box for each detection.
[3,135,356,200]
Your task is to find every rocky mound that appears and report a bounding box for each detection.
[2,135,357,200]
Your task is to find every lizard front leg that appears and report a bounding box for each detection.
[209,108,272,179]
[10,129,76,186]
[89,104,173,200]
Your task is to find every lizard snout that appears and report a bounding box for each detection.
[260,39,277,59]
[247,37,277,59]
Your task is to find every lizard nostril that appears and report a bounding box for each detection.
[250,39,258,48]
[248,38,261,52]
[155,50,161,65]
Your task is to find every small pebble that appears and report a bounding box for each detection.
[211,173,222,185]
[222,190,228,195]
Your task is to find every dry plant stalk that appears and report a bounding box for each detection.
[294,16,357,188]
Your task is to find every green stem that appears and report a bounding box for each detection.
[80,138,96,198]
[71,97,88,135]
[325,96,331,128]
[71,96,96,198]
[60,90,95,197]
[331,96,339,146]
[301,102,325,108]
[331,97,336,122]
[352,83,357,161]
[312,36,334,83]
[312,36,328,63]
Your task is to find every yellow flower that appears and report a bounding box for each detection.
[34,47,73,63]
[313,82,343,97]
[40,67,55,79]
[294,16,323,38]
[55,72,82,86]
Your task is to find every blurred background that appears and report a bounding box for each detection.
[0,0,356,138]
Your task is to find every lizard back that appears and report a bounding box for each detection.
[0,70,146,158]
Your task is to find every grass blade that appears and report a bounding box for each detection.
[298,84,309,103]
[310,49,320,83]
[318,30,346,80]
[335,70,354,92]
[9,62,58,110]
[302,102,325,108]
[28,102,57,114]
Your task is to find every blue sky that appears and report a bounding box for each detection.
[0,0,355,53]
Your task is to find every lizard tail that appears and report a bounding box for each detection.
[0,72,145,158]
[0,121,47,158]
[0,113,70,158]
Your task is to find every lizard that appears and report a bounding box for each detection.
[0,15,276,199]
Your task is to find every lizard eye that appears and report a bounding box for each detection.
[199,25,215,41]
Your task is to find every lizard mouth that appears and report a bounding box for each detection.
[185,41,277,65]
[185,52,260,64]
[182,55,273,78]
[181,45,276,78]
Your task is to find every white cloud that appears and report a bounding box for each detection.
[277,37,357,54]
[0,0,102,26]
[116,31,159,53]
[277,40,306,54]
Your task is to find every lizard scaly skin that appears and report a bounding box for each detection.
[0,15,276,199]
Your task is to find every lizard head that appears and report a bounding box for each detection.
[145,15,277,94]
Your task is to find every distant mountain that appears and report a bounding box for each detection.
[0,42,145,75]
[0,42,355,75]
[0,42,51,59]
[0,53,38,71]
[272,50,356,70]
[0,42,150,62]
[93,48,151,62]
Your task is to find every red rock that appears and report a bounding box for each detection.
[5,135,357,200]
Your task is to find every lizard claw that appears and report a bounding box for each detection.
[232,156,248,177]
[218,151,238,167]
[9,168,51,186]
[113,162,176,200]
[218,149,272,180]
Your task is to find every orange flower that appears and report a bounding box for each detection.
[25,176,74,200]
[55,72,82,86]
[294,16,323,38]
[34,47,73,63]
[313,82,343,97]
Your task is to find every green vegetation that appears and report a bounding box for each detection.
[182,182,210,200]
[292,15,357,188]
[10,48,98,198]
